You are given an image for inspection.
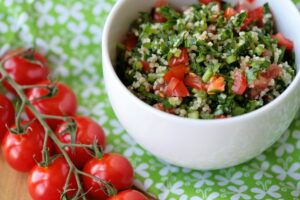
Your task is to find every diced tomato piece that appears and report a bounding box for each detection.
[236,2,249,12]
[253,76,269,90]
[249,7,264,22]
[153,103,175,114]
[248,64,282,99]
[124,33,137,51]
[166,77,189,97]
[184,73,206,90]
[154,0,168,8]
[166,77,180,93]
[153,0,168,23]
[232,70,247,95]
[153,103,164,111]
[224,7,237,19]
[249,76,269,99]
[207,75,225,94]
[141,61,150,72]
[261,64,282,79]
[249,88,261,99]
[247,0,256,3]
[241,7,264,30]
[262,50,272,57]
[272,33,294,51]
[153,12,167,23]
[198,0,221,5]
[164,64,189,82]
[215,115,227,119]
[169,48,189,67]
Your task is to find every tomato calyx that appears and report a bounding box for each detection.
[1,48,32,63]
[92,139,105,159]
[31,82,59,101]
[8,119,35,135]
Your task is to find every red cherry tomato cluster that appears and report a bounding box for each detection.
[0,48,148,200]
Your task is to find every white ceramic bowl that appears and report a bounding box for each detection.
[102,0,300,170]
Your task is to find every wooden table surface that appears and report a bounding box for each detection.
[0,155,31,200]
[0,155,155,200]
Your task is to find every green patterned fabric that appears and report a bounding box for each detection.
[1,0,300,199]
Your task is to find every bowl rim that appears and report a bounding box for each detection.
[102,0,300,125]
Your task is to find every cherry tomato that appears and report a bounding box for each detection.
[163,64,189,82]
[28,157,78,200]
[232,70,247,95]
[82,153,134,200]
[169,48,189,68]
[166,77,190,97]
[108,190,149,200]
[55,116,106,169]
[207,75,225,94]
[1,121,54,172]
[273,33,294,51]
[199,0,221,5]
[0,94,15,141]
[184,73,206,90]
[124,33,138,51]
[224,7,237,19]
[26,80,77,130]
[0,48,49,94]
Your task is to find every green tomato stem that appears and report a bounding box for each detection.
[0,58,115,199]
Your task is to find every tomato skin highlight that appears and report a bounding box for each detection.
[0,48,49,94]
[272,33,294,51]
[82,153,134,200]
[26,80,78,130]
[2,121,54,172]
[232,70,247,95]
[163,64,189,82]
[168,48,189,68]
[28,157,78,200]
[55,116,106,169]
[0,94,15,141]
[108,190,149,200]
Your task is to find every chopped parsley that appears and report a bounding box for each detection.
[116,1,296,119]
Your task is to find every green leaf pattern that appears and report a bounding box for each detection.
[1,0,300,199]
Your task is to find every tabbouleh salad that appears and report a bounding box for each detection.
[116,0,296,119]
